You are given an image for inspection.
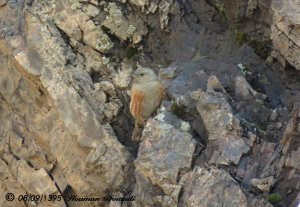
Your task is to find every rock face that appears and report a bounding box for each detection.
[0,0,300,207]
[180,166,249,207]
[209,0,272,41]
[134,111,197,206]
[0,1,131,206]
[213,0,300,70]
[191,89,251,165]
[271,0,300,70]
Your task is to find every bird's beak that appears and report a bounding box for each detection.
[131,74,136,78]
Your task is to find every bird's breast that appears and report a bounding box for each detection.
[131,81,163,117]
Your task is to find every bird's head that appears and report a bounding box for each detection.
[131,67,158,84]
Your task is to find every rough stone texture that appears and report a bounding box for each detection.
[102,2,147,44]
[134,111,198,206]
[271,0,300,70]
[251,176,275,192]
[53,0,114,52]
[15,159,57,195]
[272,105,300,206]
[180,166,248,207]
[112,61,133,89]
[191,89,251,165]
[1,0,300,206]
[0,1,131,206]
[210,0,272,41]
[212,0,300,70]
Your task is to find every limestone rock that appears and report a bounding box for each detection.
[180,166,248,207]
[0,2,131,201]
[51,166,68,193]
[285,147,300,170]
[271,0,300,69]
[0,160,9,181]
[127,0,175,30]
[290,192,300,207]
[159,62,178,89]
[128,0,149,8]
[78,45,107,76]
[83,4,100,17]
[247,196,273,207]
[112,61,133,88]
[191,89,239,140]
[102,2,147,43]
[134,111,197,206]
[251,176,275,192]
[208,0,271,43]
[158,0,175,30]
[53,1,113,52]
[191,89,250,165]
[86,124,132,191]
[16,160,58,195]
[235,76,262,101]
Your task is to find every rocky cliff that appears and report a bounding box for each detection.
[0,0,299,207]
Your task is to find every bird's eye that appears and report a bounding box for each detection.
[140,73,144,76]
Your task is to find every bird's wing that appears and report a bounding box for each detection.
[130,87,145,124]
[159,83,166,100]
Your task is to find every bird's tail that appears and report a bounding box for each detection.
[131,123,144,142]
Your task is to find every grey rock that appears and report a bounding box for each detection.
[213,137,251,165]
[247,196,273,207]
[53,1,113,52]
[78,45,108,76]
[86,124,131,191]
[16,159,58,195]
[112,61,133,89]
[271,0,300,70]
[51,165,68,193]
[8,130,27,158]
[235,76,260,101]
[285,147,300,170]
[83,20,114,52]
[291,192,300,207]
[191,89,250,165]
[270,110,279,121]
[166,62,209,101]
[250,176,275,192]
[0,3,131,202]
[83,4,100,17]
[191,89,237,140]
[236,139,280,189]
[210,0,272,42]
[159,62,178,89]
[94,88,107,104]
[104,101,122,120]
[128,0,149,8]
[158,0,172,30]
[134,111,197,206]
[180,166,248,207]
[0,160,9,181]
[102,2,147,43]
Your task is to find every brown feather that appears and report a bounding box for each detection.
[130,87,145,124]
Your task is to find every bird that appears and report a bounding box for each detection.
[130,67,165,141]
